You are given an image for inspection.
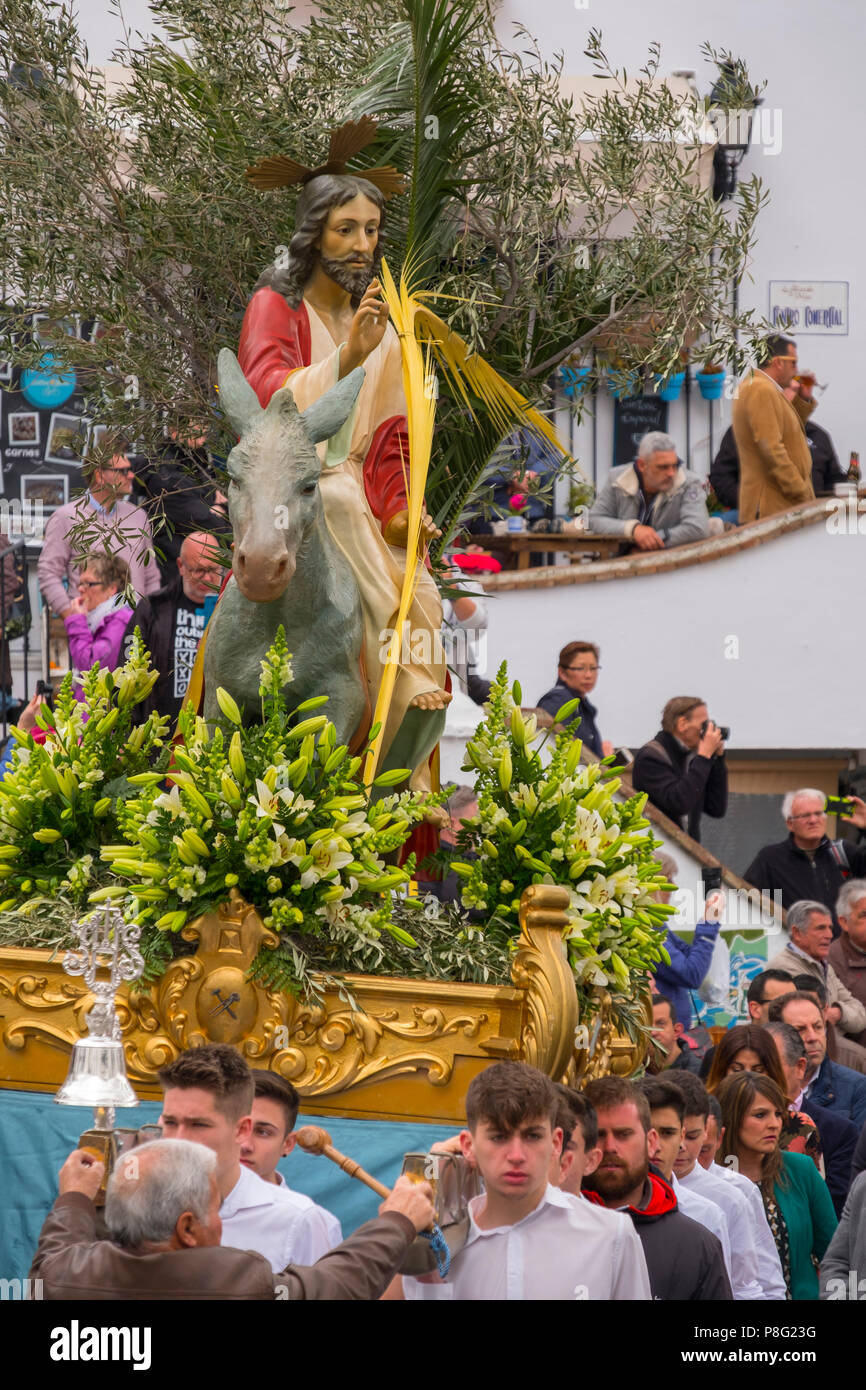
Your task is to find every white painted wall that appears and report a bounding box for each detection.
[478,510,866,751]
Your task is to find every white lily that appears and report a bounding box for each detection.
[247,779,313,837]
[300,837,354,890]
[153,785,186,820]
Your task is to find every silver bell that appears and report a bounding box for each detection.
[55,906,144,1112]
[56,1033,138,1109]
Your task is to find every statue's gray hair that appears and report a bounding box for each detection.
[786,899,831,936]
[781,788,825,822]
[105,1139,216,1249]
[637,431,677,460]
[837,878,866,920]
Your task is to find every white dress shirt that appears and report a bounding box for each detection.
[671,1173,733,1277]
[678,1162,771,1300]
[220,1164,342,1273]
[403,1185,651,1300]
[706,1162,787,1300]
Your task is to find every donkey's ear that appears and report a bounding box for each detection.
[300,367,365,444]
[217,349,262,438]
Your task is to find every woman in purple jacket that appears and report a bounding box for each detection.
[63,553,133,694]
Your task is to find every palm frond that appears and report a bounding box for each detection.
[343,0,494,275]
[363,255,437,784]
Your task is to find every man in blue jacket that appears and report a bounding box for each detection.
[770,992,866,1130]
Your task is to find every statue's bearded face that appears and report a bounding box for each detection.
[316,193,381,298]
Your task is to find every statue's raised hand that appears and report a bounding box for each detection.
[341,280,390,374]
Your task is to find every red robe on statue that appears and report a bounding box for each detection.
[239,287,411,537]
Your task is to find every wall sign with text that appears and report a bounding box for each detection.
[613,395,669,468]
[769,281,849,336]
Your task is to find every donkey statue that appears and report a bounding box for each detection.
[202,349,368,745]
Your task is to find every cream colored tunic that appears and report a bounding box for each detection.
[284,303,446,782]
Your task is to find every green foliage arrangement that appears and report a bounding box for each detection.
[100,629,436,993]
[450,666,674,1034]
[0,634,169,911]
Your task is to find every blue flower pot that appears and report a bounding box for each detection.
[560,366,592,398]
[696,370,725,401]
[655,371,685,402]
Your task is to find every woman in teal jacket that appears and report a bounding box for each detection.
[717,1071,837,1300]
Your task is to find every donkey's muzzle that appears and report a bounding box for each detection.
[234,545,295,601]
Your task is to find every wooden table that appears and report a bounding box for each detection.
[481,531,623,570]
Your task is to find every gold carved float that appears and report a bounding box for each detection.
[0,885,648,1122]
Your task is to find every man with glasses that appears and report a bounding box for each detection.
[536,640,613,759]
[38,435,161,617]
[124,530,225,724]
[587,430,709,553]
[731,333,815,522]
[744,790,866,929]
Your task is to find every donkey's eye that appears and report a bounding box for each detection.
[301,483,317,496]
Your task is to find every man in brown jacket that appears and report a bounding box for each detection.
[30,1140,434,1300]
[731,334,815,521]
[830,880,866,1049]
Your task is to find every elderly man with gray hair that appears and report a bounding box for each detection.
[29,1139,434,1300]
[766,899,866,1041]
[744,788,866,925]
[587,431,710,553]
[829,880,866,1048]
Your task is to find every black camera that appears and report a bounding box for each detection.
[700,720,730,742]
[35,679,54,711]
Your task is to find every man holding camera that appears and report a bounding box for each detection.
[744,790,866,929]
[631,696,728,844]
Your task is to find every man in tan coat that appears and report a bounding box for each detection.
[732,334,815,521]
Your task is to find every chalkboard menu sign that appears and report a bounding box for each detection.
[613,395,669,468]
[0,315,99,536]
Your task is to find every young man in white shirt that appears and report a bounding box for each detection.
[399,1061,651,1300]
[635,1077,736,1285]
[239,1070,342,1261]
[158,1044,340,1273]
[671,1075,786,1300]
[553,1085,603,1196]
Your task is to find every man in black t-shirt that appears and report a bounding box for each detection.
[124,532,224,724]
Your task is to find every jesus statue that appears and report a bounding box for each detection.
[238,158,450,789]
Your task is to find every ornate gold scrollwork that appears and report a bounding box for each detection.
[574,987,652,1082]
[511,884,578,1082]
[1,885,645,1116]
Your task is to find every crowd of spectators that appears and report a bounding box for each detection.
[25,431,228,732]
[31,1039,866,1302]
